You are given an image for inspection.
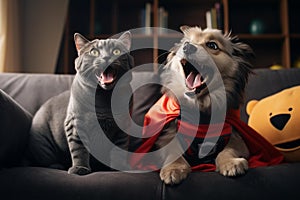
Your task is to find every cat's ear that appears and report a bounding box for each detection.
[74,33,89,53]
[118,31,131,51]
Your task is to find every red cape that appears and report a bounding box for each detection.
[131,94,284,171]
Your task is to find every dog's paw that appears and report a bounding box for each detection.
[160,162,191,185]
[216,157,248,177]
[68,166,91,175]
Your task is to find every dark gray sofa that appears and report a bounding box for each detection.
[1,68,300,200]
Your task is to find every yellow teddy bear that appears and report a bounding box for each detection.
[246,85,300,162]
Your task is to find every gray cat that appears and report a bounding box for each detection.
[26,32,134,175]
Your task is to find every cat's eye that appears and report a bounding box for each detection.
[113,49,121,55]
[90,48,100,57]
[206,41,219,50]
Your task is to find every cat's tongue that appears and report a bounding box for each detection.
[186,72,202,90]
[99,72,114,84]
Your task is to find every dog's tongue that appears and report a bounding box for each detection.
[186,72,202,89]
[99,72,114,84]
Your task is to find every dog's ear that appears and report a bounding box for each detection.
[231,38,255,61]
[180,25,191,35]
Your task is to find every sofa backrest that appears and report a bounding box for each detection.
[1,68,300,123]
[241,68,300,122]
[0,73,74,115]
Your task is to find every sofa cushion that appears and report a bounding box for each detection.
[0,89,32,167]
[129,72,162,151]
[131,72,162,125]
[241,68,300,122]
[0,167,162,200]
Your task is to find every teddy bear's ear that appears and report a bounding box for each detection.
[246,100,259,115]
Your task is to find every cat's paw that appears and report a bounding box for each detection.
[216,157,248,177]
[68,166,91,175]
[160,160,191,185]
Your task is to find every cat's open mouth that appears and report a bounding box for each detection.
[95,66,117,88]
[180,59,207,95]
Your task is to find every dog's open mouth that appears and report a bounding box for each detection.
[95,66,117,87]
[181,59,207,94]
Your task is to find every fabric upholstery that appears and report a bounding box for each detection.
[241,68,300,122]
[0,167,162,200]
[163,162,300,200]
[0,89,32,167]
[130,72,162,150]
[0,73,73,115]
[1,69,300,200]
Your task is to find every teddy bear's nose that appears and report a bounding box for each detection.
[270,114,291,131]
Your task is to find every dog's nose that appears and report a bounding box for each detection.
[270,113,291,131]
[183,42,197,54]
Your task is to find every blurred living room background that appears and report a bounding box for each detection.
[1,0,300,74]
[0,0,69,73]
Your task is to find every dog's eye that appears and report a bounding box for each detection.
[90,48,100,57]
[206,42,219,50]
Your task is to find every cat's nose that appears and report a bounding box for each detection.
[183,42,197,54]
[102,56,110,63]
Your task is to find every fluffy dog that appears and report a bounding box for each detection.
[155,26,254,185]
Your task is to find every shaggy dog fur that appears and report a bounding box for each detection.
[156,26,254,185]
